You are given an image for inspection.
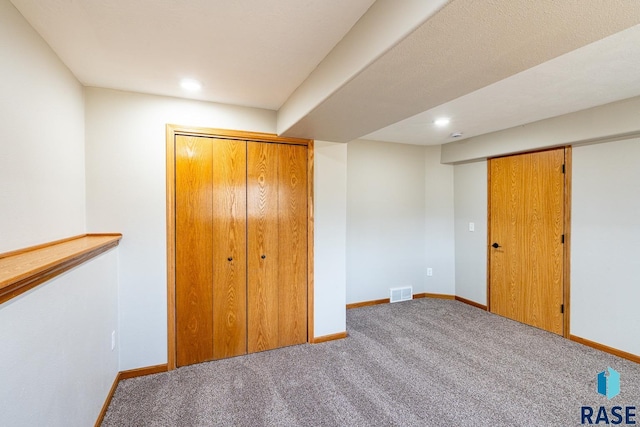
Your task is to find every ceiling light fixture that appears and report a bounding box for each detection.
[450,132,463,138]
[434,118,450,127]
[180,78,202,91]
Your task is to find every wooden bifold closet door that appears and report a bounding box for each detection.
[175,135,307,367]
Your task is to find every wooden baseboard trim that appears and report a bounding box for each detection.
[346,293,456,309]
[95,363,168,426]
[570,335,640,364]
[455,296,488,310]
[422,293,455,300]
[94,373,120,427]
[346,298,389,309]
[119,363,168,380]
[310,331,348,344]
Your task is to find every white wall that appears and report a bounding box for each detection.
[453,161,487,305]
[0,2,119,425]
[424,145,456,296]
[345,141,456,303]
[84,87,277,369]
[346,139,427,303]
[0,251,119,427]
[85,90,350,364]
[571,138,640,356]
[446,99,640,356]
[313,141,347,336]
[0,0,85,252]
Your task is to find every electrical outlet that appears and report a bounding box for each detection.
[427,268,433,277]
[111,331,116,351]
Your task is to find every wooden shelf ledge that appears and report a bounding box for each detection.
[0,234,122,305]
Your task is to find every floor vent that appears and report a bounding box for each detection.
[390,286,413,303]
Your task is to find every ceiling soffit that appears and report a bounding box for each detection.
[280,0,640,142]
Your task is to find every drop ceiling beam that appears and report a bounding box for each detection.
[276,0,450,138]
[278,0,640,143]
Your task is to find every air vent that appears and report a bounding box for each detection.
[390,286,413,303]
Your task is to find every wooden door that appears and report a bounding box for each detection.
[489,148,565,335]
[174,135,308,366]
[176,136,248,366]
[247,142,280,352]
[277,144,308,347]
[247,142,308,352]
[211,139,247,360]
[175,135,215,366]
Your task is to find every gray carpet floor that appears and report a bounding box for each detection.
[102,299,640,426]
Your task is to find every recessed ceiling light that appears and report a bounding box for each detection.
[180,78,202,91]
[434,118,450,127]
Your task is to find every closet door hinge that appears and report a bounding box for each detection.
[562,164,566,174]
[560,304,564,314]
[561,234,565,244]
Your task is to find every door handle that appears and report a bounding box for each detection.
[227,257,233,261]
[492,242,501,249]
[261,254,266,259]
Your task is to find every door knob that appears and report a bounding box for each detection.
[227,257,233,261]
[492,242,501,249]
[261,254,266,259]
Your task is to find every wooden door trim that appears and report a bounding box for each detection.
[486,161,492,313]
[166,124,314,370]
[562,146,572,338]
[167,124,311,146]
[307,140,315,345]
[486,146,572,338]
[166,126,177,370]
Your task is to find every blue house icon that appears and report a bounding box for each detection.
[597,367,620,400]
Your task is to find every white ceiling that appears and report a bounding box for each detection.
[9,0,375,110]
[364,23,640,145]
[9,0,640,145]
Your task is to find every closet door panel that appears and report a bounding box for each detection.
[277,145,308,347]
[211,139,248,359]
[175,135,214,366]
[247,142,279,353]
